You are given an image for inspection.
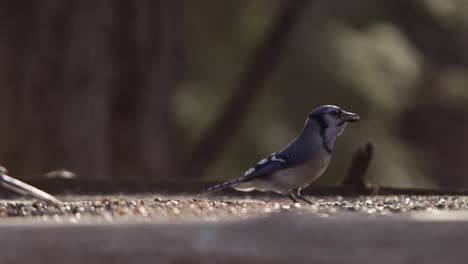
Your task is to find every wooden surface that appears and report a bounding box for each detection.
[1,212,468,264]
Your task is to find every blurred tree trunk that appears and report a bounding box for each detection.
[0,1,182,180]
[110,0,183,179]
[0,1,113,179]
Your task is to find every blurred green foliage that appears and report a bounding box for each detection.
[174,0,468,188]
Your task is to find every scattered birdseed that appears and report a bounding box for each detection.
[0,195,465,223]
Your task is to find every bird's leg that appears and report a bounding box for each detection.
[284,191,299,203]
[295,188,313,204]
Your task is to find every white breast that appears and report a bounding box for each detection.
[269,149,332,191]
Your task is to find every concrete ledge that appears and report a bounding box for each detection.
[2,213,468,263]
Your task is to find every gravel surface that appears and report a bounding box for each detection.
[2,194,468,264]
[1,194,468,223]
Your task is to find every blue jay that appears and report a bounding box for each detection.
[201,105,359,203]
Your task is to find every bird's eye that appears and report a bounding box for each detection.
[330,111,338,117]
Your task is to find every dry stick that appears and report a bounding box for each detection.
[339,142,377,195]
[185,0,314,178]
[336,142,468,196]
[0,171,62,206]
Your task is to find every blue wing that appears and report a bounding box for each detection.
[240,151,304,181]
[200,150,308,194]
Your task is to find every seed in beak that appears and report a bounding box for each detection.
[341,112,359,122]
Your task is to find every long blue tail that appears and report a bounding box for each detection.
[199,177,243,195]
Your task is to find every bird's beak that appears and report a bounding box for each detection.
[341,111,359,122]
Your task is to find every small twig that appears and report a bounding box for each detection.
[338,142,378,195]
[0,167,62,206]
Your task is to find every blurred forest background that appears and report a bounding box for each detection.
[0,0,467,188]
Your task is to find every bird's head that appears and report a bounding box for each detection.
[308,105,359,138]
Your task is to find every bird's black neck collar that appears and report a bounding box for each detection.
[310,114,333,154]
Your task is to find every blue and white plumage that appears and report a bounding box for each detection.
[201,105,359,203]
